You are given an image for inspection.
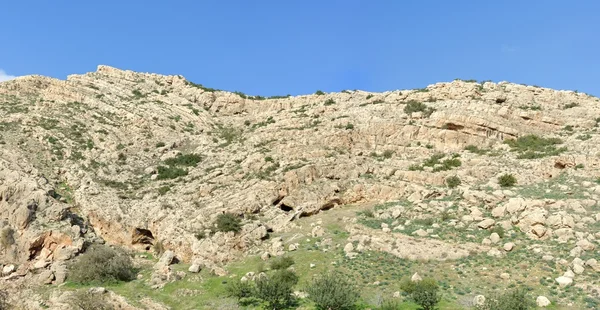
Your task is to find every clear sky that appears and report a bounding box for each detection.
[2,1,599,96]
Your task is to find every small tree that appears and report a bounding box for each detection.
[498,174,517,187]
[215,213,242,233]
[68,244,135,284]
[445,176,461,188]
[400,278,441,310]
[306,271,359,310]
[255,269,298,310]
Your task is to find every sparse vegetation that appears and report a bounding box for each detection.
[315,90,325,96]
[446,175,461,188]
[324,98,336,106]
[499,174,517,187]
[504,134,566,159]
[476,287,534,310]
[270,256,295,270]
[215,213,242,233]
[404,100,435,117]
[66,290,112,310]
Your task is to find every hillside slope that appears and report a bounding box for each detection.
[1,66,600,309]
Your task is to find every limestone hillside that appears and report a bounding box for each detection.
[1,65,600,309]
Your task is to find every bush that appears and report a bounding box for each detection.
[67,290,112,310]
[255,270,298,310]
[215,213,242,233]
[404,100,436,117]
[270,256,294,270]
[226,279,256,300]
[504,135,566,159]
[446,176,461,188]
[156,165,188,180]
[306,271,359,310]
[476,287,534,310]
[498,174,517,187]
[68,245,135,284]
[324,99,336,106]
[379,299,401,310]
[400,278,441,310]
[163,153,202,167]
[315,90,325,96]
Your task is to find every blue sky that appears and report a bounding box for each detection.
[2,1,599,96]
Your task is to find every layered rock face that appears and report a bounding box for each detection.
[1,65,599,293]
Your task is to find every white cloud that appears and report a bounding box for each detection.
[0,69,16,82]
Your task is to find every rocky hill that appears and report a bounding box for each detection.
[1,65,600,309]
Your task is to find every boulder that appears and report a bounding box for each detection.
[473,295,486,307]
[503,242,515,252]
[477,219,495,229]
[411,272,422,282]
[536,296,551,307]
[576,239,595,251]
[555,276,573,287]
[38,270,54,285]
[188,264,201,273]
[490,233,500,244]
[343,243,354,253]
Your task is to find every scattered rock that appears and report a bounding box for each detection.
[478,219,495,229]
[188,264,201,273]
[536,296,551,307]
[503,242,515,252]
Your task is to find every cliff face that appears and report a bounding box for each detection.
[1,66,600,307]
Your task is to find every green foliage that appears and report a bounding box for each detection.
[270,256,294,270]
[155,142,166,147]
[382,150,394,159]
[498,174,517,187]
[400,278,441,310]
[404,100,435,117]
[157,185,171,195]
[465,145,488,155]
[215,213,242,233]
[306,271,359,310]
[446,176,461,188]
[324,98,336,106]
[67,290,112,310]
[476,287,534,310]
[504,135,566,159]
[366,94,374,99]
[163,153,202,167]
[491,225,505,238]
[156,165,188,180]
[226,279,255,300]
[68,244,135,284]
[315,90,325,96]
[255,270,299,309]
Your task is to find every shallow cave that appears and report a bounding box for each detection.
[131,228,155,248]
[279,203,294,212]
[443,123,464,131]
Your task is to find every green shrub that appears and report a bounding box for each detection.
[156,142,166,147]
[446,176,461,188]
[67,290,112,310]
[465,145,488,155]
[382,150,394,159]
[498,174,517,187]
[366,94,374,99]
[476,287,534,310]
[215,213,242,233]
[226,279,256,300]
[255,269,298,310]
[324,99,336,106]
[400,278,441,310]
[315,90,325,96]
[404,100,436,117]
[378,299,401,310]
[306,271,359,310]
[68,244,135,284]
[156,165,188,180]
[163,153,202,167]
[504,135,566,159]
[491,225,505,238]
[270,256,295,270]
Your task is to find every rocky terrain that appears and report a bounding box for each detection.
[1,65,600,309]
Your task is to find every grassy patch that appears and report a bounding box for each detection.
[504,135,566,159]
